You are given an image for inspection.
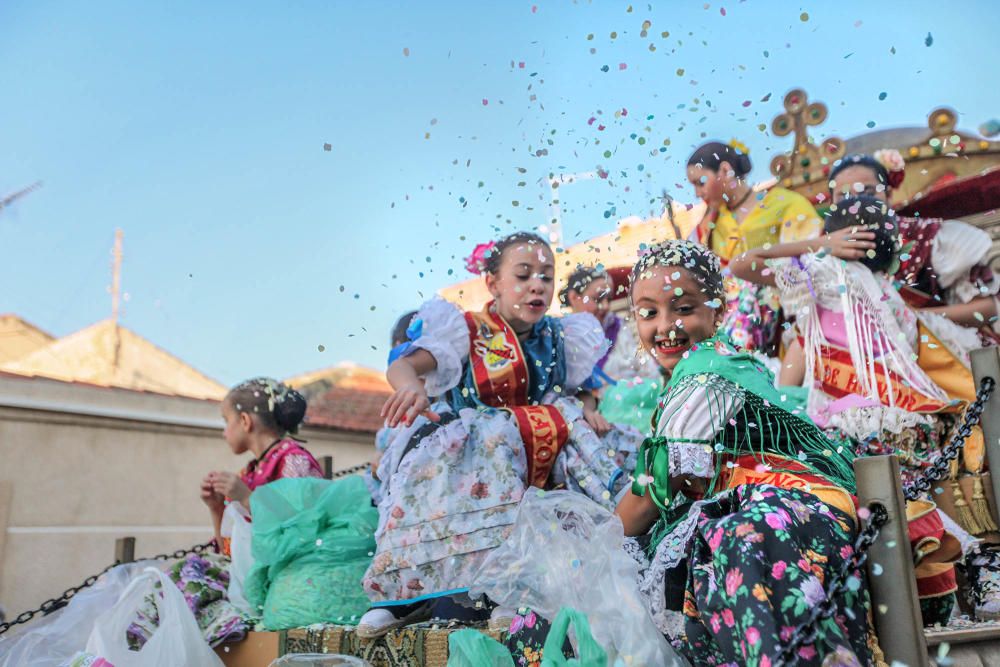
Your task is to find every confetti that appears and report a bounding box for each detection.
[878,92,887,101]
[799,12,809,21]
[402,47,409,57]
[322,143,332,151]
[925,32,933,47]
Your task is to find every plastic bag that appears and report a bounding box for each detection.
[221,501,255,618]
[269,655,371,666]
[541,608,607,667]
[85,566,223,666]
[469,490,684,667]
[0,562,156,667]
[245,476,377,629]
[447,628,515,667]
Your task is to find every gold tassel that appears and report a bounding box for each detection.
[951,458,986,536]
[971,475,999,534]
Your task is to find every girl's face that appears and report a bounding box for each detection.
[631,265,722,375]
[486,242,555,333]
[568,277,612,318]
[222,400,252,455]
[830,165,889,205]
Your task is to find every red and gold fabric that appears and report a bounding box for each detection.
[464,302,569,488]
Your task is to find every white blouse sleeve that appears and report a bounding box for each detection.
[775,253,844,317]
[560,312,610,391]
[407,298,470,396]
[932,220,991,288]
[653,377,744,478]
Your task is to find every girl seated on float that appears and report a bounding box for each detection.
[827,151,998,335]
[358,231,639,637]
[732,198,986,625]
[615,240,871,666]
[130,378,323,648]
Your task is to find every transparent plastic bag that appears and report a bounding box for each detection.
[85,566,223,666]
[447,628,515,667]
[221,501,255,618]
[269,655,371,666]
[0,561,156,667]
[469,490,685,667]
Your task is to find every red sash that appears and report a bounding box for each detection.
[801,338,953,414]
[465,303,569,487]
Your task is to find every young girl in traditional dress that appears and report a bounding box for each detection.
[130,378,323,648]
[732,197,988,624]
[687,140,823,354]
[615,240,871,666]
[827,151,998,335]
[358,232,638,637]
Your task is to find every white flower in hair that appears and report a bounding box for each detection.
[873,149,905,174]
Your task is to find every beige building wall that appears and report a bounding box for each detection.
[0,374,375,617]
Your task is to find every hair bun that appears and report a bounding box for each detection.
[273,387,307,433]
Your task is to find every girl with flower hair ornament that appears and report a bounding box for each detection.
[358,231,641,637]
[686,140,824,354]
[828,150,998,339]
[614,239,871,666]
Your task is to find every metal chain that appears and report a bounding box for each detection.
[774,502,889,667]
[774,375,995,665]
[0,540,213,636]
[904,376,995,501]
[0,465,371,636]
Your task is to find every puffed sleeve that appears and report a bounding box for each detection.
[932,220,999,299]
[777,189,824,243]
[774,252,844,317]
[407,298,471,396]
[653,375,744,478]
[560,312,611,391]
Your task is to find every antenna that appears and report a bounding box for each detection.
[660,189,683,239]
[0,181,43,214]
[109,229,124,369]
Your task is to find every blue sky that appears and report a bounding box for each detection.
[2,0,998,385]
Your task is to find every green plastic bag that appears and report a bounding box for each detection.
[244,476,377,629]
[447,628,515,667]
[540,607,608,667]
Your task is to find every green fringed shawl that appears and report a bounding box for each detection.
[631,335,857,520]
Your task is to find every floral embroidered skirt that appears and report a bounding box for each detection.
[720,277,781,354]
[128,553,248,649]
[364,399,640,605]
[645,485,872,667]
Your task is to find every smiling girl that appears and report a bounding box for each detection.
[358,231,638,636]
[614,240,871,666]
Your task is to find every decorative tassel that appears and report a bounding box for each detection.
[971,475,999,534]
[954,479,986,536]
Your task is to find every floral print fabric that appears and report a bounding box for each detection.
[680,485,871,667]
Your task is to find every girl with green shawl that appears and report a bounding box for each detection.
[614,240,873,667]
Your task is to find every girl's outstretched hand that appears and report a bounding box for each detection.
[583,406,612,437]
[381,381,440,428]
[209,471,251,503]
[821,226,877,260]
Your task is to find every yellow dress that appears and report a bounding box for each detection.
[709,186,821,262]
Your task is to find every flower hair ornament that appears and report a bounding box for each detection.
[464,240,497,275]
[873,149,905,188]
[729,138,750,156]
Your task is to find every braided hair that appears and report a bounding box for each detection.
[687,141,752,177]
[558,265,610,308]
[226,377,307,435]
[629,240,724,307]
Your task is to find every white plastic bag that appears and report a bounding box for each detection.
[0,562,154,667]
[221,501,255,617]
[469,490,686,667]
[85,566,223,666]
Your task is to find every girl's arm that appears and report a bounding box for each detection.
[577,389,611,436]
[614,489,661,536]
[382,349,441,427]
[920,296,998,329]
[730,228,877,287]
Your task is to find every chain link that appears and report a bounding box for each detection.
[773,375,995,666]
[0,465,372,636]
[0,541,213,636]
